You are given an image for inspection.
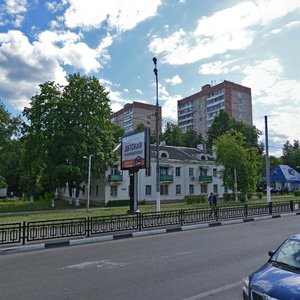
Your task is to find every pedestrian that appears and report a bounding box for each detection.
[208,193,217,218]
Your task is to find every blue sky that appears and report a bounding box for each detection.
[0,0,300,156]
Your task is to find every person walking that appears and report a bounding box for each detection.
[208,193,217,218]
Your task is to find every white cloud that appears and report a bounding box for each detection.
[2,0,28,27]
[0,30,67,110]
[63,0,162,32]
[165,75,182,85]
[199,60,240,75]
[136,89,143,95]
[149,0,300,65]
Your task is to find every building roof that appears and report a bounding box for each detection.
[150,144,215,162]
[270,165,300,182]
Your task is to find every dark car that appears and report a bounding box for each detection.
[243,234,300,300]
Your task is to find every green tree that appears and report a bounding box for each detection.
[0,101,22,195]
[182,128,203,148]
[161,123,184,146]
[23,73,117,203]
[282,140,300,168]
[213,130,260,200]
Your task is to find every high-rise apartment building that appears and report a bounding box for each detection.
[177,80,252,137]
[111,101,162,135]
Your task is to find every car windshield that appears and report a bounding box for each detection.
[270,239,300,271]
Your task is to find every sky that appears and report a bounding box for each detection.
[0,0,300,157]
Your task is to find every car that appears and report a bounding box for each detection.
[243,234,300,300]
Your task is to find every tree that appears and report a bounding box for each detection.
[0,101,22,195]
[282,140,300,168]
[213,130,260,199]
[23,73,117,203]
[207,110,261,153]
[161,123,184,146]
[182,128,203,148]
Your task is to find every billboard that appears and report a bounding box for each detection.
[121,128,150,170]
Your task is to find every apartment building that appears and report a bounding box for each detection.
[111,101,162,135]
[58,144,225,205]
[178,80,252,137]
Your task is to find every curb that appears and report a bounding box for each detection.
[1,212,298,255]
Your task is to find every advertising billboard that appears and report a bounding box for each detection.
[121,128,150,170]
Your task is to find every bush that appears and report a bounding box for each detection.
[256,192,263,200]
[294,190,300,197]
[185,194,207,204]
[239,194,246,202]
[223,193,234,202]
[283,186,289,194]
[106,200,130,207]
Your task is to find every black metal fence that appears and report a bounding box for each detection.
[1,200,300,246]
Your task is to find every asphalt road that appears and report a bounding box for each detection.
[1,215,299,300]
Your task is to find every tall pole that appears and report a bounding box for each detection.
[265,116,271,203]
[153,57,160,212]
[87,154,92,212]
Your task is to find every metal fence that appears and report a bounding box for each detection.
[1,200,299,246]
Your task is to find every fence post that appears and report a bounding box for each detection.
[290,200,294,212]
[180,209,183,226]
[138,213,142,231]
[22,221,26,245]
[86,217,90,238]
[268,202,272,215]
[244,204,248,218]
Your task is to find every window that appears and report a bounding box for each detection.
[189,168,194,177]
[145,185,152,196]
[201,184,207,194]
[146,167,151,176]
[110,186,117,197]
[213,168,218,177]
[160,185,168,195]
[213,184,218,194]
[176,185,181,195]
[176,167,181,176]
[189,184,194,195]
[200,168,208,176]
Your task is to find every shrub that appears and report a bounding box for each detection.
[184,194,207,204]
[256,192,263,200]
[223,193,233,202]
[106,200,130,207]
[283,186,289,194]
[294,190,300,197]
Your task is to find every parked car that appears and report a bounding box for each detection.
[243,234,300,300]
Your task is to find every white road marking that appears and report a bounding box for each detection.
[182,280,242,300]
[62,260,128,270]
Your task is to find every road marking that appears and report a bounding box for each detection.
[62,260,128,270]
[182,280,242,300]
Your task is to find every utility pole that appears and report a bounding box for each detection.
[265,116,271,203]
[153,57,160,212]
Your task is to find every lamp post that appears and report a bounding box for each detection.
[83,154,92,212]
[153,57,160,212]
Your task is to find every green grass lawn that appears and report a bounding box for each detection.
[0,194,298,224]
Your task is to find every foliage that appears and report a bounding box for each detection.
[22,73,118,198]
[294,190,300,197]
[182,128,203,148]
[213,130,260,197]
[184,194,207,204]
[106,199,130,207]
[222,193,234,202]
[161,123,184,146]
[0,176,8,188]
[281,140,300,170]
[207,110,261,153]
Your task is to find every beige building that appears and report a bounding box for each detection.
[111,101,162,135]
[177,80,252,137]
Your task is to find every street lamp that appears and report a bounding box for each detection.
[153,57,160,212]
[83,154,93,212]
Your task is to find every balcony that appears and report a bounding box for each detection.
[107,174,123,183]
[198,175,212,183]
[160,174,173,182]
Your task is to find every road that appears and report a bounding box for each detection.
[0,215,299,300]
